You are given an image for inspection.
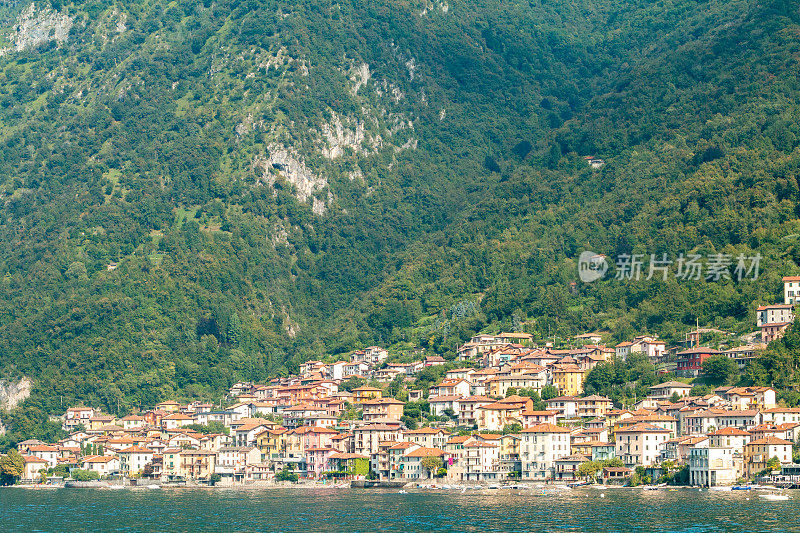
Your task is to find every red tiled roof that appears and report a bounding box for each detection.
[748,436,792,446]
[615,422,670,433]
[118,446,154,454]
[404,447,446,458]
[709,427,750,436]
[520,423,571,434]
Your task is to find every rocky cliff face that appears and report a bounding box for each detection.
[3,3,73,54]
[0,377,31,411]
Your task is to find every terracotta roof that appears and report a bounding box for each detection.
[82,455,116,463]
[460,396,494,403]
[355,424,400,431]
[748,436,793,446]
[428,395,463,402]
[628,414,676,423]
[27,445,59,452]
[650,381,693,389]
[163,413,194,420]
[464,441,497,448]
[404,427,450,435]
[328,452,369,460]
[97,424,125,432]
[520,423,572,434]
[404,447,446,458]
[235,422,269,432]
[501,395,533,404]
[716,410,760,417]
[547,396,579,402]
[362,398,405,405]
[555,453,590,462]
[581,395,613,402]
[118,446,154,454]
[709,427,750,436]
[615,422,670,433]
[676,348,724,355]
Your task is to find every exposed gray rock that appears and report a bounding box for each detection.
[0,377,31,411]
[4,3,73,54]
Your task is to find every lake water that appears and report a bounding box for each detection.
[1,486,798,532]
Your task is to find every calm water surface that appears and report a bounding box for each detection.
[1,487,798,532]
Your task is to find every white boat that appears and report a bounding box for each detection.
[146,485,160,490]
[487,484,500,489]
[759,493,790,501]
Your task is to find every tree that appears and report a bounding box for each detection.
[340,376,366,392]
[276,465,298,482]
[420,456,443,479]
[670,392,681,403]
[766,456,781,472]
[0,449,25,485]
[540,384,559,401]
[577,460,601,481]
[386,374,404,398]
[227,312,242,347]
[702,355,737,385]
[71,469,100,481]
[185,422,229,435]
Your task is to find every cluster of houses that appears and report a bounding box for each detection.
[6,328,798,487]
[4,274,799,487]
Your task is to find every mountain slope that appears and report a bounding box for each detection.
[0,0,798,434]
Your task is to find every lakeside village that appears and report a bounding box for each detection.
[5,278,800,490]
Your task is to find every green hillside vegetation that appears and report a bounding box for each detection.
[0,0,800,445]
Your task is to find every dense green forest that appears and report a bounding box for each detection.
[0,0,800,442]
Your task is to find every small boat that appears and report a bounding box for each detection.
[146,485,160,490]
[398,490,408,494]
[759,493,790,501]
[732,486,753,490]
[487,484,500,489]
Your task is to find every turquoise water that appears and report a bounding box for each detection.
[1,487,798,532]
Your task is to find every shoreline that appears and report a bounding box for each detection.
[5,482,793,493]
